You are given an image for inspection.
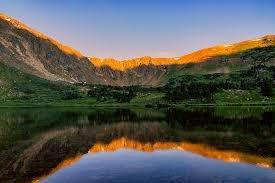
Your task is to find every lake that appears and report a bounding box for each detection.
[0,107,274,183]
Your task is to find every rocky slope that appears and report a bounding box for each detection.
[0,13,275,86]
[0,13,105,84]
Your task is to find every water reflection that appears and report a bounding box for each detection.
[0,107,274,182]
[90,138,274,168]
[37,138,275,183]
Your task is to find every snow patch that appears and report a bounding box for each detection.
[251,38,262,42]
[222,44,233,48]
[5,17,11,22]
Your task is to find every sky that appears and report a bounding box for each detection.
[1,0,275,59]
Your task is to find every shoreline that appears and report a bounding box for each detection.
[0,102,274,108]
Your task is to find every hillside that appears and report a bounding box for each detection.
[0,61,86,104]
[0,13,275,87]
[0,13,105,84]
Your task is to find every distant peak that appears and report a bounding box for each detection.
[247,35,275,42]
[261,34,275,40]
[90,34,275,71]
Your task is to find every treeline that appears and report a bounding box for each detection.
[49,65,274,103]
[57,83,163,103]
[86,85,162,103]
[63,65,274,103]
[165,65,275,101]
[87,85,136,102]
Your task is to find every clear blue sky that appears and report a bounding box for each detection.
[1,0,275,59]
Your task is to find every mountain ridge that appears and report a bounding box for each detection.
[0,13,275,86]
[90,35,275,71]
[0,13,83,58]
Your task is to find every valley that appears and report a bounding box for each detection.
[0,13,274,106]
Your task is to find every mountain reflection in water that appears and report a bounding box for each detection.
[37,138,275,183]
[0,107,274,182]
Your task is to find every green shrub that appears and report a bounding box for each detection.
[61,88,82,100]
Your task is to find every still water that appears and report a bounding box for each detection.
[0,107,274,182]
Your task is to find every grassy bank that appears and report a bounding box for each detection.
[0,89,274,108]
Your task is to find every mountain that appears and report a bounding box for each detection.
[0,13,103,84]
[0,13,275,86]
[0,14,168,86]
[90,35,275,71]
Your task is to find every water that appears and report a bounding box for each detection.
[0,107,274,183]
